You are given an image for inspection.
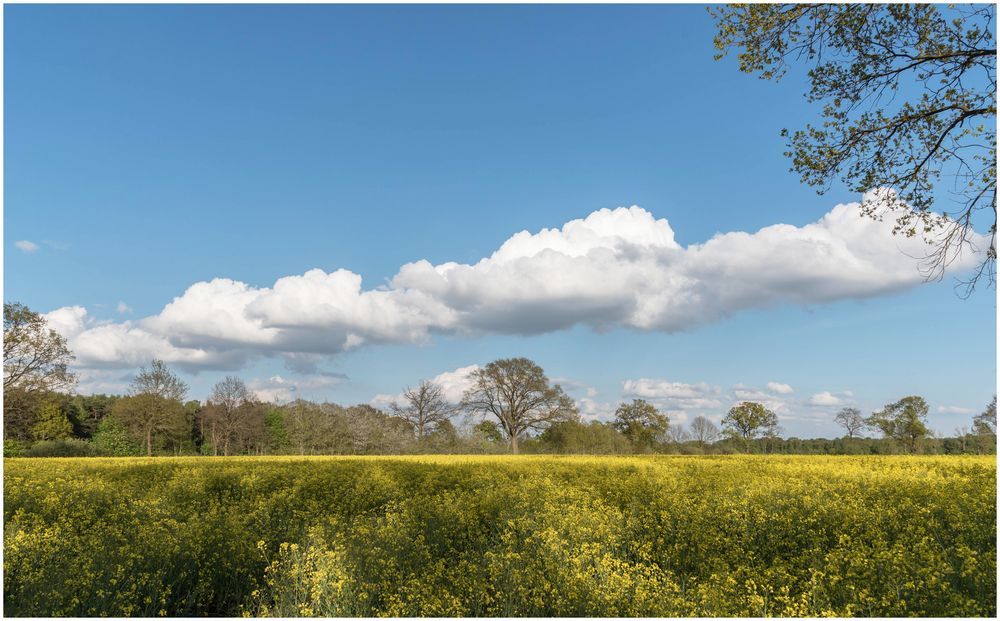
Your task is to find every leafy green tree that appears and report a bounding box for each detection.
[472,420,505,445]
[972,395,996,438]
[31,401,73,441]
[91,417,142,456]
[613,399,669,452]
[460,358,577,453]
[112,393,187,456]
[536,420,631,455]
[868,395,930,453]
[427,419,460,452]
[722,401,780,450]
[69,394,119,439]
[263,406,290,454]
[3,302,76,394]
[712,4,997,289]
[834,407,867,439]
[3,303,77,441]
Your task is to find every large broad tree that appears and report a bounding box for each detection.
[3,302,76,393]
[460,357,577,454]
[391,380,456,439]
[612,399,670,451]
[3,302,78,441]
[722,401,779,450]
[713,4,997,290]
[867,395,930,453]
[114,359,189,456]
[972,395,996,438]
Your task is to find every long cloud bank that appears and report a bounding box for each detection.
[45,194,987,372]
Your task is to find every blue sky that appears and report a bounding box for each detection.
[5,4,996,437]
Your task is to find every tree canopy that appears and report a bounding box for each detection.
[722,401,779,446]
[973,395,996,437]
[713,4,997,291]
[3,302,76,394]
[460,357,577,453]
[868,395,930,452]
[612,399,669,451]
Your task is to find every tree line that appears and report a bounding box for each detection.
[4,302,996,457]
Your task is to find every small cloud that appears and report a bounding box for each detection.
[808,391,842,407]
[15,240,39,253]
[116,301,133,314]
[767,381,794,394]
[937,405,977,415]
[42,240,71,251]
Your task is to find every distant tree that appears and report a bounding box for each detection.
[712,4,997,290]
[31,401,73,441]
[263,406,290,454]
[722,401,779,450]
[131,359,188,401]
[613,399,670,451]
[537,420,631,455]
[391,380,456,439]
[973,395,997,437]
[834,407,867,439]
[344,404,412,454]
[460,358,577,453]
[472,420,505,445]
[69,394,119,439]
[666,423,690,445]
[113,359,189,456]
[427,419,460,452]
[112,393,187,456]
[203,376,262,456]
[3,302,76,394]
[689,415,721,447]
[91,417,142,456]
[868,396,930,453]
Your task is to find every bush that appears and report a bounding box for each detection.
[91,417,143,456]
[4,439,28,457]
[23,439,97,457]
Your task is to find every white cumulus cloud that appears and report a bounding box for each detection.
[41,196,988,373]
[767,381,794,394]
[371,364,480,410]
[15,240,39,253]
[808,391,843,407]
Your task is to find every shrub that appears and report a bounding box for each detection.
[23,439,97,457]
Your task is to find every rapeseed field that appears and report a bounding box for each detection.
[3,455,995,617]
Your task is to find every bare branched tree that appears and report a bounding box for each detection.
[834,407,867,439]
[203,376,261,456]
[391,380,456,439]
[690,415,721,447]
